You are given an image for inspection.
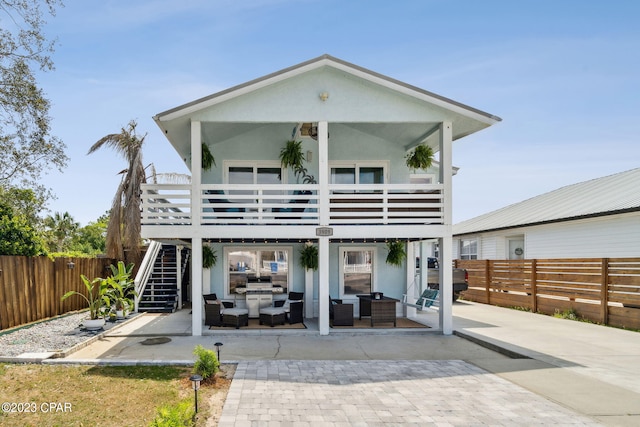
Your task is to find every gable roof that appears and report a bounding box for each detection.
[454,168,640,236]
[155,54,502,126]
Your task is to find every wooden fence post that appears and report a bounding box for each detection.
[531,259,537,313]
[485,259,491,304]
[600,258,609,325]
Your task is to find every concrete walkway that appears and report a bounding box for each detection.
[51,301,640,426]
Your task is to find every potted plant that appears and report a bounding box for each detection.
[385,241,406,267]
[61,275,111,330]
[202,143,215,171]
[203,244,217,269]
[279,140,316,184]
[405,144,434,171]
[106,261,137,319]
[299,243,318,271]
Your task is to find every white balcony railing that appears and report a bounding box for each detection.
[140,183,444,226]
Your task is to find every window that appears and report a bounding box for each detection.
[330,163,386,185]
[225,247,291,296]
[339,247,376,296]
[225,161,284,202]
[459,239,477,260]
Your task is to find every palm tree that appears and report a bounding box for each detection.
[43,211,79,252]
[88,120,146,267]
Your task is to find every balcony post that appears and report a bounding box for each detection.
[439,121,453,335]
[191,120,202,226]
[317,121,329,225]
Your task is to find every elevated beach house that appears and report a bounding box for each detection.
[141,55,501,335]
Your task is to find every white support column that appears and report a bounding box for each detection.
[191,236,203,336]
[439,121,453,335]
[318,236,330,335]
[191,121,202,226]
[317,121,329,225]
[304,268,314,318]
[176,245,183,310]
[191,121,203,336]
[405,241,416,318]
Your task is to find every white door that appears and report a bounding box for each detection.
[508,239,525,260]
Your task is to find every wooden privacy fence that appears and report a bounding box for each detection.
[456,258,640,330]
[0,256,115,330]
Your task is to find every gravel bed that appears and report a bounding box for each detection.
[0,312,118,357]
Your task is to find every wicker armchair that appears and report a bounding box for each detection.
[329,296,354,326]
[204,295,235,327]
[203,294,221,326]
[274,291,304,325]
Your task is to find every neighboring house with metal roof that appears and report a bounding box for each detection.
[453,168,640,260]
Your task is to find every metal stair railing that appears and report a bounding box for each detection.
[134,240,162,311]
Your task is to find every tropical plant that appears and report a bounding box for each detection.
[106,261,137,313]
[405,144,434,171]
[202,245,217,269]
[385,241,407,267]
[43,211,79,252]
[88,120,147,267]
[61,275,111,320]
[202,143,215,171]
[279,140,316,184]
[192,345,219,380]
[299,243,318,271]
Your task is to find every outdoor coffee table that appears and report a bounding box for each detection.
[356,294,399,327]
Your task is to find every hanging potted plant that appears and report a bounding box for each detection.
[299,243,318,271]
[202,143,215,171]
[203,244,217,269]
[279,139,316,184]
[405,144,434,171]
[385,241,406,267]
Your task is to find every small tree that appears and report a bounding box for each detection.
[193,345,219,380]
[88,121,147,267]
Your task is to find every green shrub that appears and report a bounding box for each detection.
[192,345,219,380]
[149,400,194,427]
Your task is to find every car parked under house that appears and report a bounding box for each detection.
[138,54,501,336]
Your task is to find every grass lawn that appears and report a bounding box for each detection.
[0,363,233,427]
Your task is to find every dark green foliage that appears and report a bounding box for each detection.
[385,241,406,267]
[202,245,217,269]
[0,199,44,255]
[202,143,215,171]
[300,244,318,271]
[405,145,434,171]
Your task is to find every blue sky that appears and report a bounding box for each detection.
[39,0,640,225]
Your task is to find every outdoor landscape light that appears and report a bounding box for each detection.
[214,342,223,361]
[189,374,202,413]
[67,261,75,269]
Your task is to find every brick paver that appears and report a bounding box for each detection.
[218,360,601,426]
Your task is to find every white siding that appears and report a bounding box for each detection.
[525,213,640,258]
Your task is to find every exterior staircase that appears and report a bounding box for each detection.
[138,245,181,313]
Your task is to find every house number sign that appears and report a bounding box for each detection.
[315,227,333,236]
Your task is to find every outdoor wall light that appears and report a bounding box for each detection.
[67,261,75,269]
[189,374,202,413]
[214,342,223,361]
[319,91,329,101]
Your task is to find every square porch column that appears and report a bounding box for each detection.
[317,121,330,335]
[439,121,453,335]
